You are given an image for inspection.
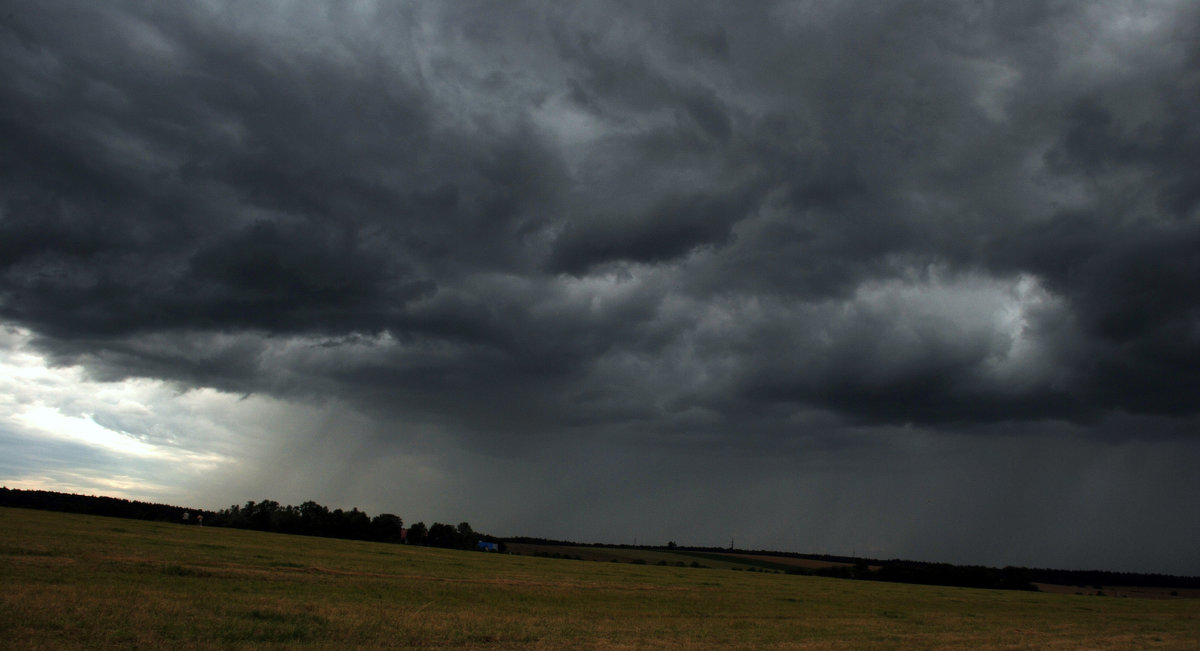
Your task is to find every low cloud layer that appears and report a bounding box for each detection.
[3,1,1199,574]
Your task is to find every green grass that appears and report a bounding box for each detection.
[2,507,1198,649]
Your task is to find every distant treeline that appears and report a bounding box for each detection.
[1016,566,1200,591]
[808,559,1039,591]
[0,488,503,551]
[505,536,1200,591]
[208,499,504,551]
[209,499,405,542]
[667,544,1200,591]
[674,547,1038,591]
[6,489,1194,589]
[1,486,200,522]
[810,559,1200,591]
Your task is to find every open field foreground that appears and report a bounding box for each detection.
[2,508,1198,649]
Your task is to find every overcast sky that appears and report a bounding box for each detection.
[3,1,1199,575]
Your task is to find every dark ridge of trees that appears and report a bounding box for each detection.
[1018,567,1200,590]
[807,558,1200,591]
[416,521,505,552]
[207,503,508,550]
[208,501,508,550]
[656,544,1200,590]
[0,486,208,523]
[206,504,501,550]
[808,560,1039,591]
[504,536,586,547]
[1,488,503,550]
[406,521,428,546]
[503,536,1200,591]
[5,488,1194,588]
[206,499,400,543]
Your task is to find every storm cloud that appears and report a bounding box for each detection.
[3,1,1199,574]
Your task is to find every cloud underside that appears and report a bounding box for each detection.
[2,1,1199,446]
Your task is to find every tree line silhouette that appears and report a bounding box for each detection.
[4,487,1194,589]
[1,488,502,551]
[209,499,403,542]
[1,486,192,522]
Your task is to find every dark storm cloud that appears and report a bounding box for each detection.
[547,190,754,274]
[3,0,1200,447]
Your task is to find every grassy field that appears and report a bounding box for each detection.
[3,507,1198,649]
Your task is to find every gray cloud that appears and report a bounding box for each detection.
[3,1,1199,573]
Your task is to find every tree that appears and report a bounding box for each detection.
[456,522,478,548]
[426,522,457,548]
[326,508,371,540]
[299,500,329,536]
[370,513,404,543]
[248,499,280,530]
[274,504,302,534]
[344,508,371,540]
[407,521,427,545]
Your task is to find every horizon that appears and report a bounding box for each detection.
[5,486,1197,579]
[3,2,1199,578]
